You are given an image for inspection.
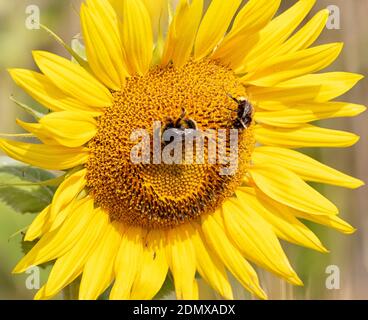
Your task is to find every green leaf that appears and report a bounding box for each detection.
[0,187,51,214]
[0,165,56,182]
[0,164,57,214]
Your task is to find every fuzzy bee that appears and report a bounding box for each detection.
[227,94,254,130]
[162,108,198,146]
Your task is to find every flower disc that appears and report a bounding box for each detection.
[86,59,255,228]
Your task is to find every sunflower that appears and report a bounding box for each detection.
[2,0,365,300]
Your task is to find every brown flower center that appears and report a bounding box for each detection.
[86,59,255,228]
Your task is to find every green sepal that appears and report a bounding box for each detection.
[40,24,89,69]
[9,95,47,120]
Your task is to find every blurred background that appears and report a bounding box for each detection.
[0,0,367,299]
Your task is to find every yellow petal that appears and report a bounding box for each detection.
[110,226,144,300]
[81,0,127,90]
[121,0,153,75]
[25,188,83,241]
[162,0,203,68]
[13,198,95,273]
[33,51,112,107]
[255,102,366,128]
[48,169,87,227]
[166,224,198,300]
[191,224,233,300]
[242,43,343,87]
[222,198,302,285]
[8,69,102,115]
[248,72,364,103]
[255,124,360,148]
[201,212,267,300]
[253,147,364,188]
[44,208,109,297]
[273,9,329,57]
[255,101,294,112]
[279,72,364,94]
[0,138,89,170]
[16,119,59,146]
[294,210,356,235]
[34,286,54,300]
[79,221,123,300]
[130,229,169,300]
[49,199,81,237]
[40,111,97,148]
[236,0,316,74]
[142,0,170,41]
[248,164,338,216]
[24,205,51,242]
[194,0,241,60]
[212,0,280,67]
[236,188,328,252]
[108,0,123,15]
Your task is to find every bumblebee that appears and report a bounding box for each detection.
[227,94,253,130]
[162,108,198,146]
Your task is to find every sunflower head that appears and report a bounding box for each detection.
[2,0,365,300]
[86,58,255,228]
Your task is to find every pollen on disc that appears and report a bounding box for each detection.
[86,59,255,228]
